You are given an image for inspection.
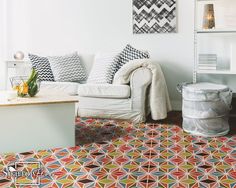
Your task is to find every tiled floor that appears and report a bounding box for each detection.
[0,113,235,187]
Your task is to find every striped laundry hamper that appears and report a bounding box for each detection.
[177,82,232,137]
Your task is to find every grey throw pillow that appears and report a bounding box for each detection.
[106,44,150,83]
[48,52,87,82]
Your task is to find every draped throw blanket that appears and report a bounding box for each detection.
[113,59,172,120]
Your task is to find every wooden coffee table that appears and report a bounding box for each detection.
[0,91,78,154]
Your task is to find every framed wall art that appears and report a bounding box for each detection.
[133,0,177,34]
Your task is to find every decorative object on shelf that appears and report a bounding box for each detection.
[10,69,40,97]
[13,51,25,60]
[203,4,215,29]
[198,54,217,70]
[133,0,176,34]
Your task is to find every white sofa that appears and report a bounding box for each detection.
[41,54,153,122]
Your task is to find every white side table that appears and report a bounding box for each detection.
[5,60,32,89]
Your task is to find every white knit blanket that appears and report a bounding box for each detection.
[113,59,172,120]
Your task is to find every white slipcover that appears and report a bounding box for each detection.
[78,84,130,99]
[78,67,153,122]
[41,81,79,95]
[39,54,171,123]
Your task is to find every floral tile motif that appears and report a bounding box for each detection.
[0,118,236,187]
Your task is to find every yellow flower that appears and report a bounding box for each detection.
[19,82,28,95]
[13,85,20,91]
[22,82,29,94]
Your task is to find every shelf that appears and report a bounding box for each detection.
[197,0,234,1]
[197,29,236,34]
[197,70,236,74]
[197,0,217,1]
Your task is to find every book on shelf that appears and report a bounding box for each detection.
[198,54,217,63]
[199,56,217,58]
[198,67,217,70]
[198,69,217,71]
[199,57,217,60]
[198,62,217,69]
[199,54,217,57]
[198,64,217,67]
[199,59,217,62]
[198,63,216,65]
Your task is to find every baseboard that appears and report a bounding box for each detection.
[171,100,182,111]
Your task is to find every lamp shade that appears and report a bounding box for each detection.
[203,4,215,29]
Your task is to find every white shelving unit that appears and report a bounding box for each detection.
[194,0,236,83]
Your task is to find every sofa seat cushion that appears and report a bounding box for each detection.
[78,84,130,99]
[41,81,79,95]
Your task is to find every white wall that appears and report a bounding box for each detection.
[0,0,7,90]
[3,0,195,109]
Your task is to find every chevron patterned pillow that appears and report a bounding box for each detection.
[28,54,55,81]
[106,44,150,84]
[48,52,87,82]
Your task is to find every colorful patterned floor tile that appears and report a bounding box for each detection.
[0,117,236,187]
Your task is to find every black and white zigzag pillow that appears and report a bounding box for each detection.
[28,54,55,81]
[48,52,87,82]
[106,44,150,84]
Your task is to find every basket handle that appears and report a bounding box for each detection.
[176,82,192,94]
[219,89,233,111]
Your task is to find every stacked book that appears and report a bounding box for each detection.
[198,54,217,70]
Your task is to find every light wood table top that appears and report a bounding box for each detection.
[0,91,78,107]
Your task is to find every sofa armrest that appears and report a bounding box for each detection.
[130,67,152,113]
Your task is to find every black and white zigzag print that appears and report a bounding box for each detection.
[106,44,150,84]
[48,52,87,82]
[28,54,55,81]
[133,0,176,34]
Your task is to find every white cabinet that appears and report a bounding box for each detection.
[194,0,236,82]
[5,60,31,89]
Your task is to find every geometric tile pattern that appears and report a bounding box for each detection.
[1,117,236,187]
[133,0,177,33]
